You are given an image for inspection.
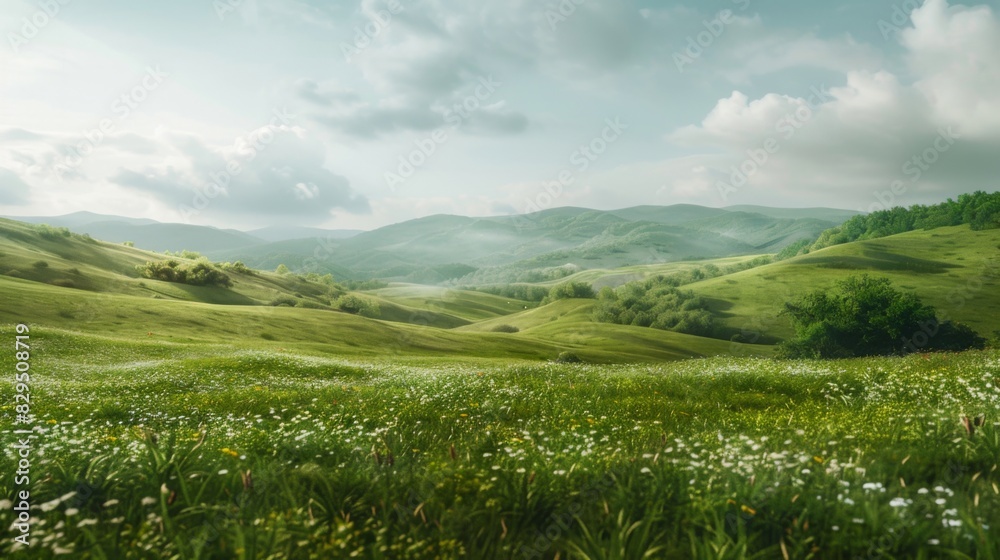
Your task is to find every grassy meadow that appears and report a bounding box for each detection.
[2,217,1000,558]
[0,330,998,558]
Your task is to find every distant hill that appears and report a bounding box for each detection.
[246,226,364,243]
[7,211,159,228]
[217,205,853,282]
[4,212,263,253]
[10,204,860,283]
[723,205,862,223]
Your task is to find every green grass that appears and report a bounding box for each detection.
[371,285,536,321]
[1,327,998,558]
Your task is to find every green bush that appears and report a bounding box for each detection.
[335,294,381,318]
[36,224,71,239]
[491,324,520,333]
[218,261,255,275]
[270,296,298,307]
[593,276,716,337]
[136,260,232,288]
[543,281,595,303]
[555,351,582,363]
[32,260,49,269]
[778,274,986,358]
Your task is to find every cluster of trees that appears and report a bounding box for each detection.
[333,294,381,318]
[466,284,550,303]
[775,239,812,261]
[779,274,985,358]
[592,276,715,337]
[34,224,72,240]
[163,250,205,260]
[543,281,595,303]
[342,279,389,291]
[136,260,233,288]
[217,261,255,275]
[813,191,1000,250]
[454,263,580,286]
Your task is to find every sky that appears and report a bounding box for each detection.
[0,0,998,231]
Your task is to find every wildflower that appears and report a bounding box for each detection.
[140,497,157,506]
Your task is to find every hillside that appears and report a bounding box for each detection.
[217,206,847,282]
[686,224,1000,341]
[0,216,769,362]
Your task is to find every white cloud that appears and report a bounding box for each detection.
[652,0,1000,210]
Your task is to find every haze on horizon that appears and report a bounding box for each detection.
[1,0,999,231]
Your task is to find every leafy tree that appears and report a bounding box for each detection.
[779,274,985,358]
[275,264,291,275]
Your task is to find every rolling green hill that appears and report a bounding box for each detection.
[5,210,995,364]
[686,225,1000,341]
[212,205,855,282]
[0,216,770,362]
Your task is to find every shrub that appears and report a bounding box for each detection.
[32,260,49,269]
[275,264,291,275]
[219,261,255,275]
[270,296,298,307]
[555,351,582,363]
[335,294,380,318]
[136,260,232,288]
[491,324,520,333]
[778,274,986,358]
[543,281,595,303]
[36,224,71,239]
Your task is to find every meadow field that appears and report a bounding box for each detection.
[1,327,998,558]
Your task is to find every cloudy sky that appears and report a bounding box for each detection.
[1,0,998,230]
